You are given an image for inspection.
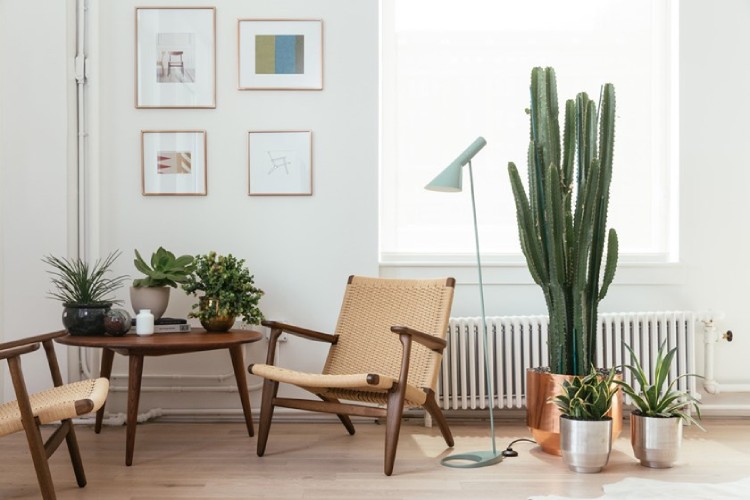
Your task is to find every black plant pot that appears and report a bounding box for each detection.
[62,304,111,336]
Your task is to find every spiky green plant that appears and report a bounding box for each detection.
[43,251,128,306]
[132,247,195,288]
[615,342,703,429]
[553,366,619,421]
[508,67,618,375]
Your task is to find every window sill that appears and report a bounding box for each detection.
[379,254,685,286]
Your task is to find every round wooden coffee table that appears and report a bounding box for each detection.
[56,328,263,466]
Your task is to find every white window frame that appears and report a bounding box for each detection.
[379,0,681,284]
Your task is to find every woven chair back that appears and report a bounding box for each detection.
[322,276,454,392]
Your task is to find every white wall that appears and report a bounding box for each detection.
[2,0,749,412]
[91,0,378,412]
[0,0,74,399]
[678,0,750,386]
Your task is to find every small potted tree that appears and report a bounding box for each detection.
[131,247,195,320]
[615,342,703,468]
[43,251,128,335]
[181,251,264,332]
[552,367,619,473]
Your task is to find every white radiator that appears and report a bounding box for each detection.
[438,311,699,410]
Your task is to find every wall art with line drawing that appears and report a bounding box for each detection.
[142,130,207,196]
[248,131,312,196]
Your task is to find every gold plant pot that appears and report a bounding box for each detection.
[526,368,623,455]
[199,297,235,332]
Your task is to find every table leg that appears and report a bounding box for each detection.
[126,354,144,466]
[95,348,115,434]
[229,345,254,437]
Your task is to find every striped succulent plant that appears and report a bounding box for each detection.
[508,67,618,376]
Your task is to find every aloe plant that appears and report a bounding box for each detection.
[133,247,195,288]
[508,67,618,375]
[553,366,619,421]
[615,342,703,429]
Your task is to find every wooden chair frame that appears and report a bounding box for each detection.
[0,332,100,500]
[249,276,455,476]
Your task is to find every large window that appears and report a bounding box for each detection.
[380,0,678,265]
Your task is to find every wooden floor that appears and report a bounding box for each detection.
[2,417,749,499]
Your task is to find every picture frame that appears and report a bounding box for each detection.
[248,131,312,196]
[135,7,216,108]
[238,19,323,90]
[141,130,207,196]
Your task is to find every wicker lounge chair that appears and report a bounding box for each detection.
[0,331,109,499]
[249,275,455,475]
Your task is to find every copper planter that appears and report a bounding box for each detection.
[199,297,236,332]
[526,368,623,455]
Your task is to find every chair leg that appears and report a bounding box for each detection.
[423,390,454,447]
[23,416,57,500]
[257,378,279,457]
[319,395,355,435]
[62,419,87,487]
[384,383,407,476]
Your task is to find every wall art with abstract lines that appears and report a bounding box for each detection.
[141,130,207,196]
[248,131,312,195]
[238,19,323,90]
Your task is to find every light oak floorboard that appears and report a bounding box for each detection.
[1,418,748,499]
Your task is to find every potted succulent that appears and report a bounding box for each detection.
[508,67,620,454]
[43,251,128,335]
[181,251,264,332]
[131,247,195,320]
[615,342,703,468]
[552,367,619,473]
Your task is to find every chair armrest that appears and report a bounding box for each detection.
[391,326,447,353]
[0,342,40,361]
[262,320,338,344]
[259,320,338,367]
[0,330,66,351]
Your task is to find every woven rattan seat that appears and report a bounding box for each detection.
[249,275,456,476]
[0,331,109,499]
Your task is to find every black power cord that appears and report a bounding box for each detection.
[501,438,537,457]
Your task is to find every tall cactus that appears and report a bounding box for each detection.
[508,67,618,376]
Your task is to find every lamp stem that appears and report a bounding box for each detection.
[467,160,497,455]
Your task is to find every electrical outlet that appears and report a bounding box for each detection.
[263,327,288,342]
[235,322,288,342]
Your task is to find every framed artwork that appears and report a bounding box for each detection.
[135,7,216,108]
[238,19,323,90]
[141,130,207,196]
[248,131,312,196]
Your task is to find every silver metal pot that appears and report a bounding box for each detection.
[560,416,613,473]
[631,413,682,468]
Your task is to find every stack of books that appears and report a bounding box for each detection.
[130,317,191,333]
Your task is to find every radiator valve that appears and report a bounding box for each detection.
[723,330,733,342]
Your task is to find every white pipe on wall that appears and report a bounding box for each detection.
[107,382,264,393]
[702,318,750,396]
[80,343,266,393]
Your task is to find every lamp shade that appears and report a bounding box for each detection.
[425,162,463,192]
[424,137,487,192]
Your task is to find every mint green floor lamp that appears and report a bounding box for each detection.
[425,137,503,468]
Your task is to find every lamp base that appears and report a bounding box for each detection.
[441,450,504,468]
